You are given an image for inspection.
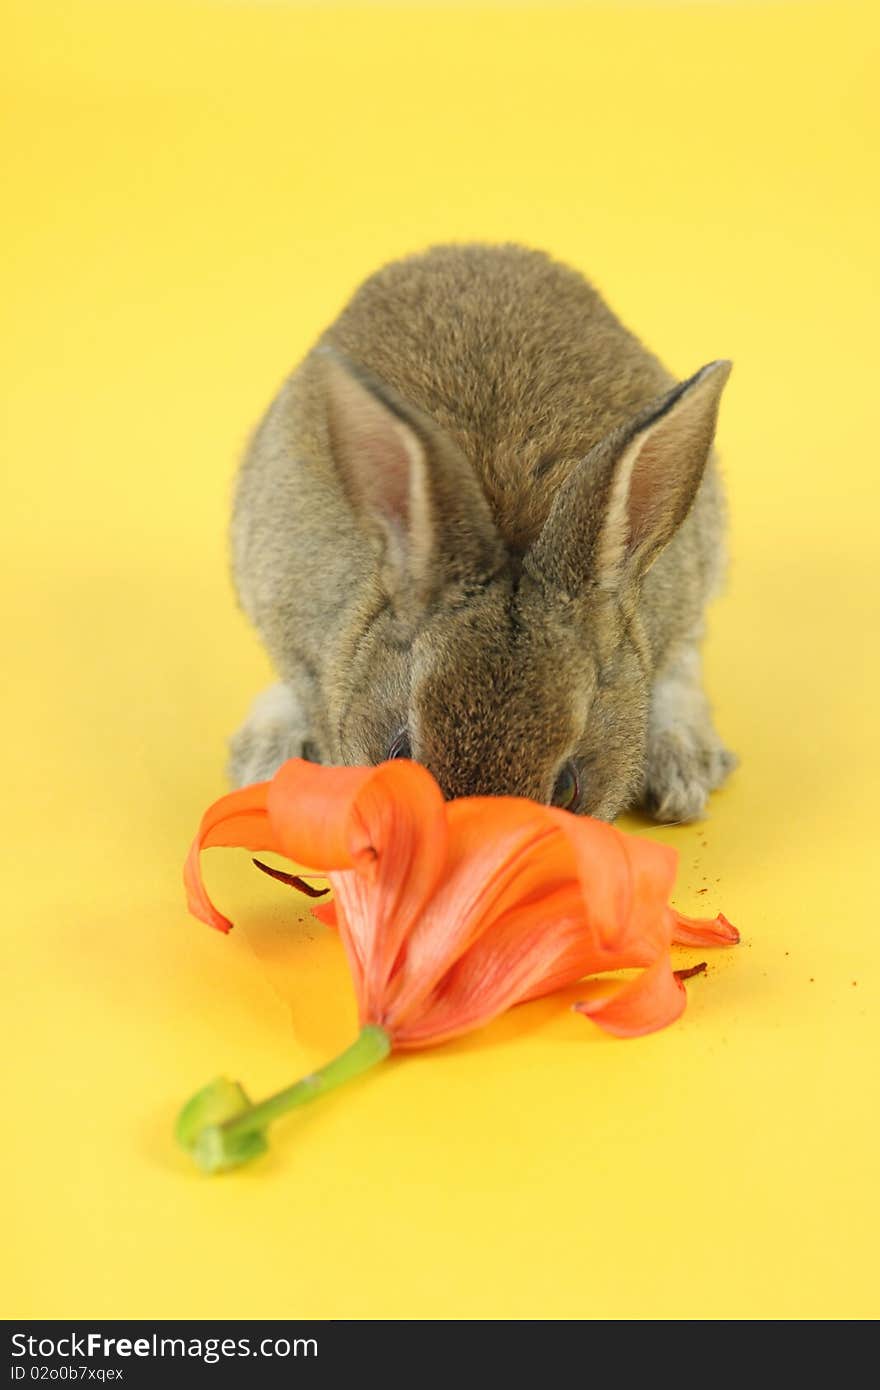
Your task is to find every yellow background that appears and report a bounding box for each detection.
[3,0,878,1320]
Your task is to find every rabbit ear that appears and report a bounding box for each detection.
[527,360,731,594]
[321,349,503,599]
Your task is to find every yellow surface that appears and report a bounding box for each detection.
[3,0,878,1321]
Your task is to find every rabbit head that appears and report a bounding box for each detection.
[318,350,730,820]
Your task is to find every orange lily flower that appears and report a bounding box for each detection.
[177,758,738,1172]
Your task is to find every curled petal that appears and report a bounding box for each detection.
[573,954,687,1038]
[267,761,391,876]
[548,810,678,955]
[268,759,449,1014]
[183,782,276,933]
[670,907,740,947]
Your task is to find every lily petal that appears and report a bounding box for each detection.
[388,804,683,1041]
[310,898,339,927]
[548,809,679,956]
[267,760,389,877]
[184,782,275,933]
[573,954,687,1038]
[394,901,592,1048]
[386,799,579,1027]
[670,907,740,947]
[267,759,449,1016]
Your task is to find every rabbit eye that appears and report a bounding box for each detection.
[387,730,412,760]
[551,760,580,810]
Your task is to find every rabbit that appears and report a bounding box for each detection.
[228,243,736,823]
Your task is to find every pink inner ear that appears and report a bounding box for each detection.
[325,362,416,540]
[361,420,411,533]
[627,432,673,546]
[622,362,729,559]
[624,396,713,554]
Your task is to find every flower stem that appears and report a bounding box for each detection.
[176,1024,391,1173]
[226,1025,390,1138]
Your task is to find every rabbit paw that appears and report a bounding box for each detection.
[227,682,316,787]
[642,731,737,823]
[642,645,736,823]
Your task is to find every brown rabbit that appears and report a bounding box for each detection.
[229,243,735,822]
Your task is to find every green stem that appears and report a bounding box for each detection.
[225,1024,391,1138]
[176,1025,391,1174]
